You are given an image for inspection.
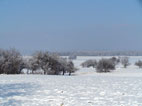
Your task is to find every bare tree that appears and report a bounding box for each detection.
[120,57,130,68]
[110,57,120,65]
[135,60,142,68]
[96,58,115,73]
[58,58,68,75]
[28,58,40,74]
[0,48,23,74]
[67,61,77,76]
[30,51,48,74]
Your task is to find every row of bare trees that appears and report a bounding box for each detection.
[0,49,77,75]
[81,57,130,72]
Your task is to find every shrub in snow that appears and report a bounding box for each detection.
[81,60,97,68]
[96,58,115,73]
[0,48,23,74]
[135,60,142,68]
[120,57,130,68]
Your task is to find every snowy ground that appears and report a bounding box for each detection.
[0,56,142,106]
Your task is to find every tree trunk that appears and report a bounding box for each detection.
[62,70,65,75]
[44,71,46,75]
[69,72,71,76]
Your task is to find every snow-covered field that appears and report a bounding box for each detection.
[0,56,142,106]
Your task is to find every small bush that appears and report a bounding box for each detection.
[81,60,97,68]
[135,60,142,68]
[96,58,115,73]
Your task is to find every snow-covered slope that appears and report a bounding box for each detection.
[0,56,142,106]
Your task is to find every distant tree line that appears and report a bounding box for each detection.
[0,48,77,75]
[56,51,142,56]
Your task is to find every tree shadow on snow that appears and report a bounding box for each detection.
[0,83,38,106]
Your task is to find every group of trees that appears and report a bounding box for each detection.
[28,51,77,75]
[81,57,130,72]
[1,48,142,75]
[0,49,77,75]
[81,56,142,72]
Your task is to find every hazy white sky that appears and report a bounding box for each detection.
[0,0,142,54]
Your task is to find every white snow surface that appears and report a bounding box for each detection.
[0,56,142,106]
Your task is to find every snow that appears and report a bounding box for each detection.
[0,56,142,106]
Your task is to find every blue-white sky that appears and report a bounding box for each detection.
[0,0,142,54]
